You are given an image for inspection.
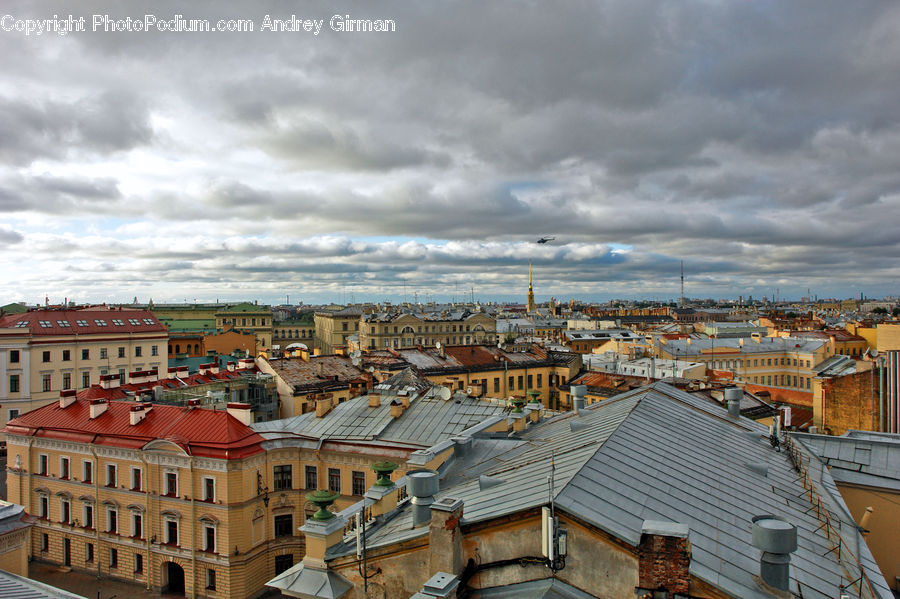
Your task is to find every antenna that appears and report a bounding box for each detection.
[680,261,684,308]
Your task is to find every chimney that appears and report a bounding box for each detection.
[99,374,120,390]
[751,515,797,592]
[369,389,381,408]
[637,521,691,596]
[187,398,201,408]
[400,391,411,408]
[739,338,745,346]
[167,367,177,379]
[571,384,586,412]
[317,361,325,377]
[89,399,108,419]
[429,497,464,576]
[407,469,439,527]
[316,396,333,418]
[237,358,254,369]
[226,402,252,426]
[209,363,220,375]
[129,404,147,425]
[413,573,460,599]
[390,399,404,419]
[59,389,77,409]
[725,386,742,418]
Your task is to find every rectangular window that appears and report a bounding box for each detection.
[62,350,71,361]
[82,371,90,388]
[352,471,366,496]
[83,461,93,484]
[166,520,178,545]
[61,499,71,524]
[203,477,215,502]
[132,513,142,538]
[39,496,48,518]
[42,374,52,392]
[109,548,118,569]
[135,346,142,357]
[62,372,71,390]
[274,465,292,491]
[151,345,158,356]
[508,376,514,390]
[517,376,523,390]
[305,465,317,490]
[43,351,51,362]
[100,348,108,359]
[106,464,116,487]
[38,454,48,475]
[9,375,19,393]
[41,533,48,552]
[86,543,94,562]
[165,472,177,496]
[134,553,143,573]
[131,467,142,491]
[493,378,499,393]
[204,526,216,552]
[537,374,542,388]
[206,569,216,590]
[7,409,18,421]
[84,504,93,529]
[328,468,341,493]
[9,350,19,363]
[82,348,89,360]
[275,554,294,575]
[107,509,117,534]
[117,347,125,358]
[527,374,533,389]
[60,457,70,479]
[274,514,293,537]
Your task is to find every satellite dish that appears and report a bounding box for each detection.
[869,348,878,358]
[438,386,452,401]
[435,341,442,350]
[367,366,375,373]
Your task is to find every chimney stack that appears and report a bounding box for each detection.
[369,389,381,408]
[637,521,691,596]
[316,396,333,418]
[129,404,147,425]
[226,402,252,426]
[89,399,108,419]
[571,384,586,412]
[59,389,77,409]
[429,497,464,576]
[390,399,404,419]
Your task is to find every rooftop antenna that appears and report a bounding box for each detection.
[680,261,684,308]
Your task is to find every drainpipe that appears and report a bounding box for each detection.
[190,455,196,599]
[89,444,101,579]
[140,453,152,590]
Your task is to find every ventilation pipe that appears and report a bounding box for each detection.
[725,386,742,418]
[571,384,586,413]
[407,469,439,527]
[751,515,798,592]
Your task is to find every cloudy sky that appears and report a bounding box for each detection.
[2,0,899,306]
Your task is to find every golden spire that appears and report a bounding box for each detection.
[526,260,536,312]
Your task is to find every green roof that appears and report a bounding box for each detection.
[160,318,217,332]
[218,302,270,313]
[0,302,29,315]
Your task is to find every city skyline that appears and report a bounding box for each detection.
[2,1,900,304]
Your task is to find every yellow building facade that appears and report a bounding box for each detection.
[360,311,497,350]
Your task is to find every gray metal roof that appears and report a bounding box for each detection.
[662,336,826,356]
[337,382,892,599]
[466,578,599,599]
[252,374,507,448]
[795,430,900,491]
[0,571,88,599]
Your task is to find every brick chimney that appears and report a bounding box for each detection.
[429,497,464,576]
[369,389,381,408]
[129,404,147,425]
[315,396,333,418]
[89,399,108,419]
[226,402,252,426]
[390,399,404,419]
[59,389,77,409]
[637,521,691,596]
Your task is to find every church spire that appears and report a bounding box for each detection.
[526,260,536,313]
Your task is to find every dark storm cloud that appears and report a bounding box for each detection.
[2,0,900,301]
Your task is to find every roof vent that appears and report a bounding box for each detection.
[407,469,439,527]
[745,463,768,477]
[571,384,586,412]
[724,386,742,418]
[478,475,505,491]
[751,515,798,592]
[570,420,589,432]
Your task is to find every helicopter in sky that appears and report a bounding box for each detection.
[535,236,555,244]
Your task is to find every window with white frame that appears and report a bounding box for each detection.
[130,467,142,491]
[60,498,71,524]
[165,518,178,545]
[131,511,143,539]
[106,464,116,487]
[165,471,178,496]
[107,508,117,534]
[202,477,215,502]
[38,454,48,475]
[38,494,49,519]
[82,460,93,484]
[60,457,70,480]
[83,503,94,529]
[203,523,216,552]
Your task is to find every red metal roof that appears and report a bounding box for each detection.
[3,399,264,460]
[0,307,166,336]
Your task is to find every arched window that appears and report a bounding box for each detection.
[175,344,181,354]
